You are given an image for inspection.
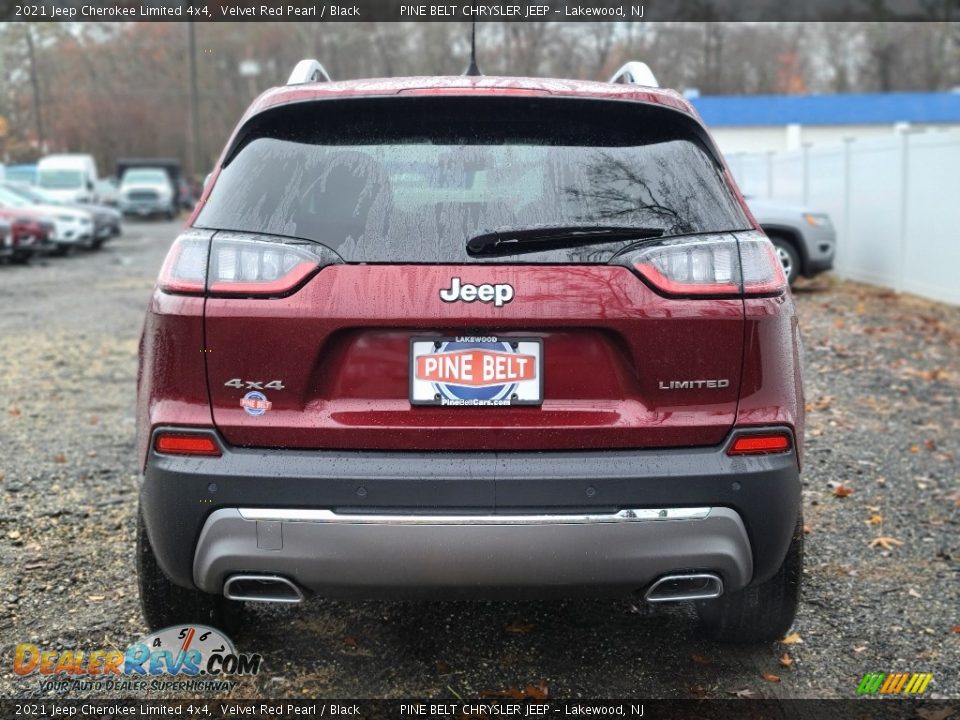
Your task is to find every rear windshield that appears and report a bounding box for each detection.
[196,97,749,263]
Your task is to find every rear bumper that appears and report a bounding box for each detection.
[194,506,752,598]
[140,428,800,598]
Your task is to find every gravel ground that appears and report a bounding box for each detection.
[1,220,957,700]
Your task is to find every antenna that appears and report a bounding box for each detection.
[463,20,482,76]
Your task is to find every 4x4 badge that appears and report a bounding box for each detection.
[439,277,514,307]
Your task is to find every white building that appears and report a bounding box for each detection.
[689,91,960,155]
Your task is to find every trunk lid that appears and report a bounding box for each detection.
[204,263,743,450]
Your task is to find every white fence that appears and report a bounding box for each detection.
[726,130,960,306]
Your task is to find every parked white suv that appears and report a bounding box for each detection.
[119,168,177,220]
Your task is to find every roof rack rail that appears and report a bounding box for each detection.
[609,61,658,88]
[287,59,332,86]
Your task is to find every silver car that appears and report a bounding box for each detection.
[746,197,836,285]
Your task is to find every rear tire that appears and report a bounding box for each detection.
[696,513,803,643]
[769,235,801,286]
[136,508,241,632]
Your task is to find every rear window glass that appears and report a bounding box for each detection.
[196,97,749,263]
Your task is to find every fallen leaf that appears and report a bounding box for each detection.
[950,625,960,634]
[781,632,803,645]
[908,588,922,598]
[688,684,707,698]
[834,318,845,329]
[802,524,812,535]
[904,368,951,383]
[6,530,21,540]
[833,484,855,498]
[806,396,833,412]
[855,301,865,315]
[53,453,66,464]
[435,661,450,674]
[88,595,105,602]
[8,407,21,416]
[867,514,883,525]
[910,445,921,454]
[524,683,549,700]
[869,536,904,550]
[690,654,712,666]
[924,439,937,451]
[89,416,99,425]
[761,671,781,683]
[505,622,535,635]
[342,636,358,648]
[729,688,756,698]
[778,653,794,668]
[853,645,867,653]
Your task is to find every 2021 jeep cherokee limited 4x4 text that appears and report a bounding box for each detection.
[136,63,804,643]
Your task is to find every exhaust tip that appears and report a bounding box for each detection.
[644,573,723,603]
[224,574,304,604]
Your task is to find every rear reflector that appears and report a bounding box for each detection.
[728,432,792,455]
[154,433,221,456]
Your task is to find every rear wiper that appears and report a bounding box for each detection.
[466,225,665,257]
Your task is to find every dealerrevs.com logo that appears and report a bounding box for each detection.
[857,672,934,695]
[14,625,261,693]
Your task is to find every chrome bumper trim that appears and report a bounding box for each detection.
[236,506,712,525]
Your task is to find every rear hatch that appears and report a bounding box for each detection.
[191,95,757,451]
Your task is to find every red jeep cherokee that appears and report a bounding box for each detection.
[137,62,804,642]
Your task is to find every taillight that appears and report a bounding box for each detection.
[154,432,221,456]
[613,232,786,298]
[728,431,792,455]
[207,233,326,296]
[738,235,788,295]
[158,231,339,297]
[158,230,211,294]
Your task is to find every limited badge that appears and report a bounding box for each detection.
[240,391,272,416]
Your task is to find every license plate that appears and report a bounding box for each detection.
[410,336,543,407]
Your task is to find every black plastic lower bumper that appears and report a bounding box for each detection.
[140,428,801,593]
